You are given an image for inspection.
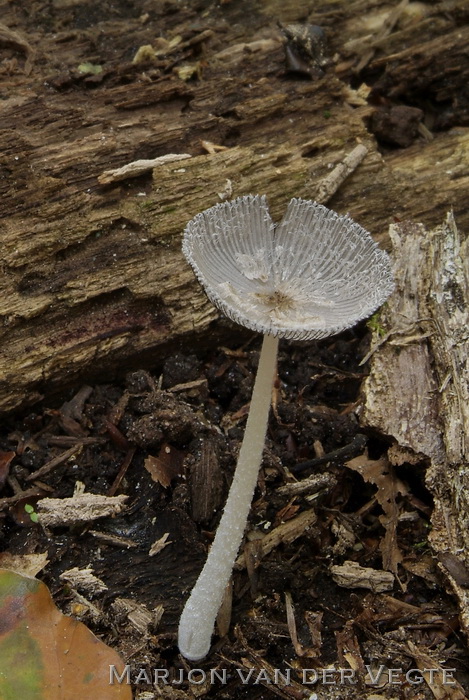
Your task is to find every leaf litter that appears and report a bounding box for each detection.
[0,332,468,699]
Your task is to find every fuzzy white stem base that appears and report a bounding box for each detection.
[178,333,279,661]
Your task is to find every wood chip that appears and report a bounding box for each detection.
[275,473,336,499]
[0,486,48,511]
[201,140,229,154]
[315,143,368,204]
[0,21,35,73]
[216,580,232,638]
[235,509,317,569]
[285,591,305,657]
[168,378,208,393]
[59,566,108,594]
[37,493,127,527]
[362,214,469,635]
[188,437,224,523]
[330,560,394,593]
[97,154,192,184]
[213,38,281,66]
[112,597,154,635]
[88,530,138,548]
[148,532,172,556]
[69,590,103,622]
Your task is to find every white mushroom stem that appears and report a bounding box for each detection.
[178,333,279,661]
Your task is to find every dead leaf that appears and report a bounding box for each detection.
[346,455,406,573]
[407,640,466,700]
[0,451,15,489]
[304,610,323,657]
[0,552,48,577]
[285,591,305,657]
[0,568,131,699]
[402,554,439,583]
[144,443,184,488]
[335,621,365,672]
[273,501,300,527]
[438,552,469,588]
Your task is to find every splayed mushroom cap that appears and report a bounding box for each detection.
[182,195,394,340]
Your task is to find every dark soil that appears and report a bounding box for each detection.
[1,324,468,699]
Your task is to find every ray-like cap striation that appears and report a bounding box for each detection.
[182,195,394,340]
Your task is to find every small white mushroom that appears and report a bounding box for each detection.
[178,195,393,661]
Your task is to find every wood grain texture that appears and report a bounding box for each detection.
[362,214,469,635]
[0,0,468,412]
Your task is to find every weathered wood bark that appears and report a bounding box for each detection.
[362,214,469,635]
[0,0,468,412]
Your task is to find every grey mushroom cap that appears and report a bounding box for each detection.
[182,195,394,340]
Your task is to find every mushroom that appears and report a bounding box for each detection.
[178,195,394,660]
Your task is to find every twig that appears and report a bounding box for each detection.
[0,487,46,511]
[98,154,191,184]
[108,447,136,496]
[315,143,368,204]
[290,434,367,474]
[25,444,83,481]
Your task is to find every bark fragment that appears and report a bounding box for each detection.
[362,213,469,635]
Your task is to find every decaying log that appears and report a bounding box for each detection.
[1,0,468,413]
[362,213,469,634]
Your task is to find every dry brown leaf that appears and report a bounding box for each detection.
[335,621,365,673]
[0,551,49,577]
[0,451,15,488]
[274,501,300,527]
[0,568,131,699]
[407,640,466,699]
[285,591,305,657]
[345,455,407,573]
[144,443,183,488]
[304,611,323,658]
[401,554,440,583]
